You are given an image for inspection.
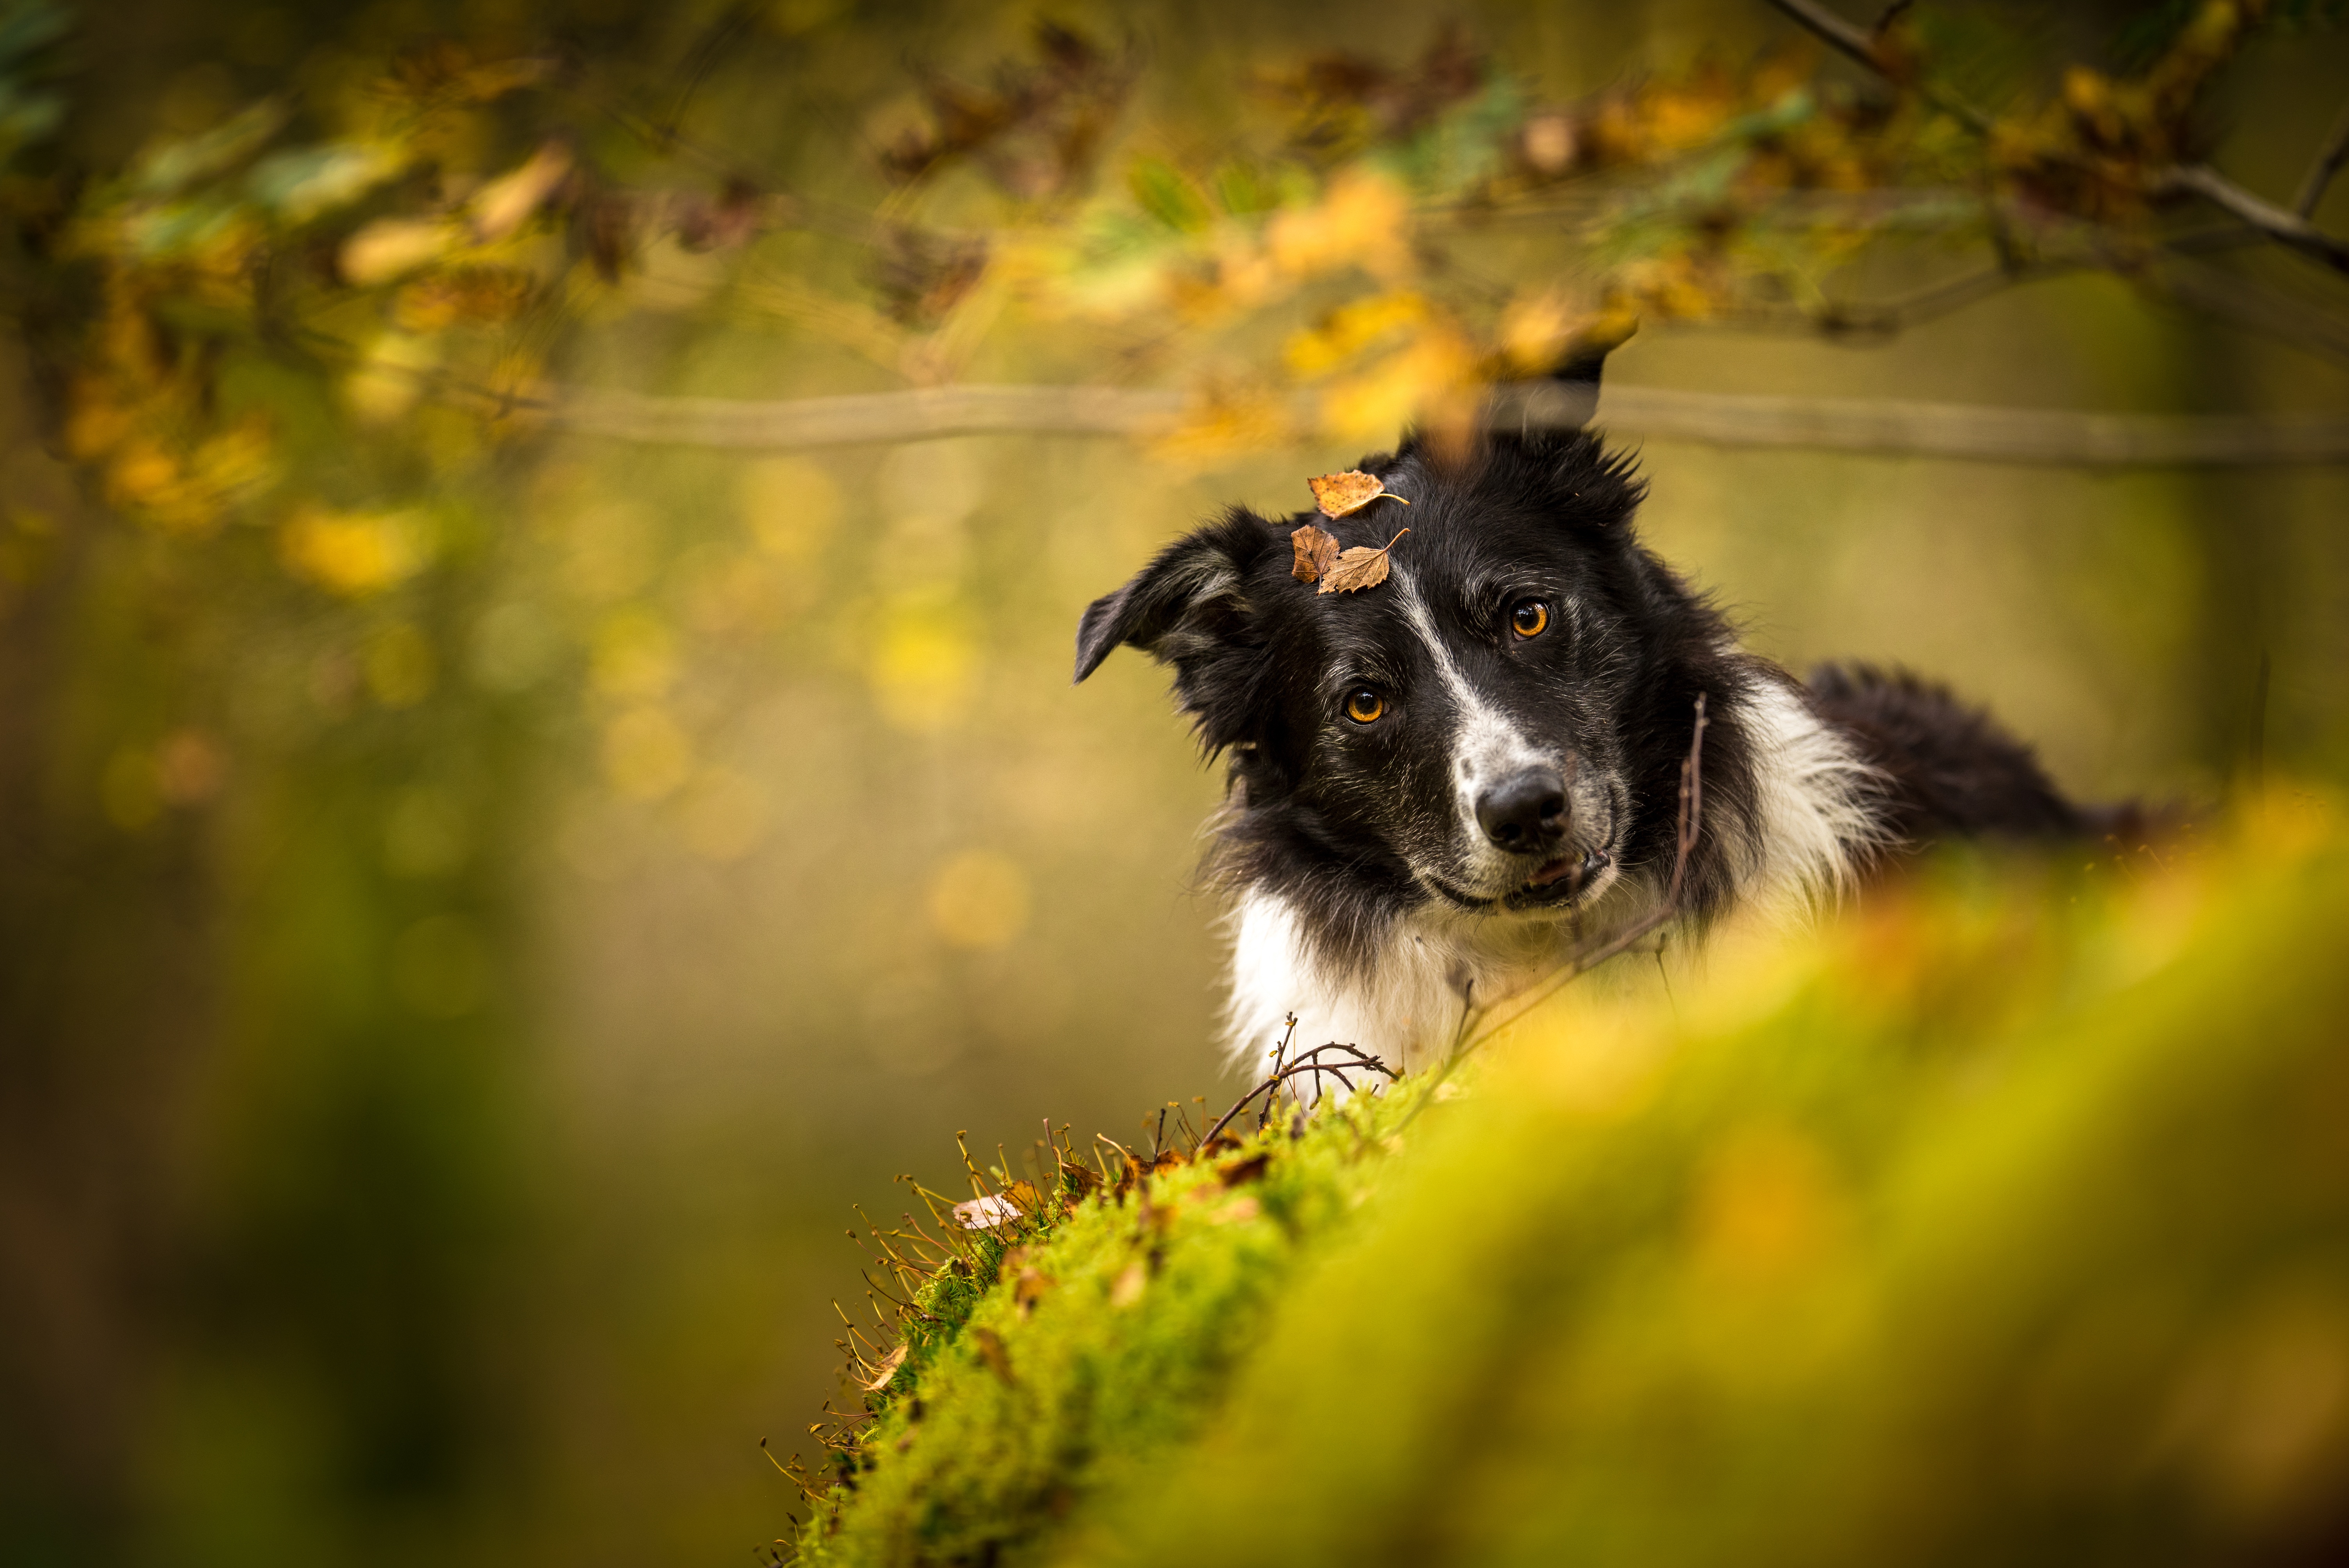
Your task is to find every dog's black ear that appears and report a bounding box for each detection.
[1073,512,1271,684]
[1485,315,1636,435]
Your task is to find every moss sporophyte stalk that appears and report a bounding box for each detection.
[782,799,2349,1567]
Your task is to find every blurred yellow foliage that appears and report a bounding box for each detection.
[280,508,433,596]
[592,609,679,700]
[604,706,692,800]
[741,457,844,561]
[1264,170,1410,283]
[871,603,978,733]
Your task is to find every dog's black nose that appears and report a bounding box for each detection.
[1476,770,1567,852]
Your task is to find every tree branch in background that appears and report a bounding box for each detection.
[2161,164,2349,278]
[1759,0,1991,131]
[493,377,2349,467]
[1759,0,2349,283]
[2292,98,2349,219]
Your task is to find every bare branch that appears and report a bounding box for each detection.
[1759,0,1990,132]
[2158,164,2349,278]
[2295,99,2349,218]
[1761,0,1879,69]
[497,378,2349,467]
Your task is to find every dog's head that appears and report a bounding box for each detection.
[1075,425,1745,942]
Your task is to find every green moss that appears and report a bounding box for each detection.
[793,1080,1431,1565]
[797,801,2349,1566]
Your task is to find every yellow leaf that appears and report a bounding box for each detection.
[470,141,572,241]
[1306,470,1407,520]
[341,217,460,286]
[1317,528,1409,595]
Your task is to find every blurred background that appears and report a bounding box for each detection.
[1,1,2345,1564]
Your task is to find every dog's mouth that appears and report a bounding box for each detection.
[1502,847,1614,910]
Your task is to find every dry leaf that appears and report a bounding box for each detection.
[1109,1260,1147,1308]
[1318,528,1410,595]
[1309,470,1410,519]
[971,1326,1016,1385]
[954,1193,1022,1230]
[860,1343,909,1392]
[1291,524,1340,583]
[1219,1152,1271,1188]
[1013,1268,1054,1319]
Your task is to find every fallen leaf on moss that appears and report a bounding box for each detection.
[1220,1152,1271,1187]
[1309,469,1410,518]
[971,1326,1016,1385]
[1013,1268,1054,1319]
[955,1193,1024,1230]
[860,1343,909,1391]
[1319,529,1410,595]
[1207,1194,1263,1225]
[1291,524,1341,583]
[1110,1261,1147,1307]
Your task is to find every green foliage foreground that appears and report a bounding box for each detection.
[794,800,2349,1566]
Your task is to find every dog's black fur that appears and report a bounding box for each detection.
[1076,393,2089,1064]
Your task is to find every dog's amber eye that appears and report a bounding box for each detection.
[1343,688,1385,724]
[1510,600,1551,639]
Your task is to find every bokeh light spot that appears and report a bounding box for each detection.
[928,850,1031,950]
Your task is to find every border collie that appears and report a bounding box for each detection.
[1074,365,2090,1074]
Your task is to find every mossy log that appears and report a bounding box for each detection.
[794,800,2349,1566]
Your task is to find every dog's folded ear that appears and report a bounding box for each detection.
[1483,313,1636,436]
[1074,512,1269,684]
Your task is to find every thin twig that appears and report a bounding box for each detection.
[2158,164,2349,278]
[1759,0,1991,132]
[2294,99,2349,218]
[1199,1044,1398,1148]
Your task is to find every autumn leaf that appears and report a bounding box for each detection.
[1318,528,1409,595]
[1290,523,1340,583]
[955,1178,1046,1230]
[970,1326,1016,1385]
[1012,1268,1053,1319]
[1308,469,1410,518]
[859,1343,909,1392]
[1206,1193,1262,1226]
[1109,1260,1147,1308]
[1219,1151,1271,1187]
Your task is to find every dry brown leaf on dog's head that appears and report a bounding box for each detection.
[1309,470,1409,519]
[1318,529,1410,595]
[1291,524,1341,583]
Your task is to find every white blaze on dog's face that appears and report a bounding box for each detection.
[1073,434,1729,948]
[1386,565,1627,908]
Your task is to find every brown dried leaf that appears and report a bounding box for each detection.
[954,1192,1023,1230]
[860,1343,909,1392]
[1317,529,1410,595]
[1309,469,1410,519]
[1012,1269,1053,1319]
[970,1326,1016,1384]
[1109,1260,1147,1308]
[1219,1152,1271,1188]
[1207,1193,1262,1226]
[1290,523,1341,583]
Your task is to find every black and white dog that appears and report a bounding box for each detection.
[1075,369,2089,1072]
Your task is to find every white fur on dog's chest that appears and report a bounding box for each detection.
[1221,890,1638,1076]
[1219,674,1880,1077]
